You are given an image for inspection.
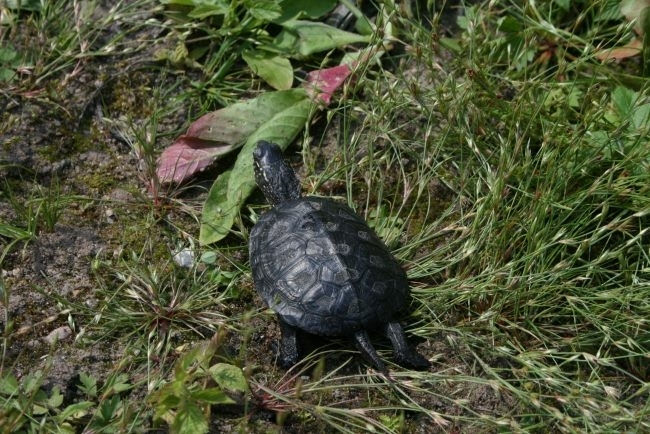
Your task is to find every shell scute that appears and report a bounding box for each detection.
[250,197,409,336]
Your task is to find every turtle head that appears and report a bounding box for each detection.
[253,141,301,206]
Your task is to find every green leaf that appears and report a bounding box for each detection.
[553,0,571,11]
[33,403,49,415]
[276,0,337,22]
[104,373,131,395]
[4,0,42,11]
[275,20,370,57]
[0,46,17,62]
[612,86,635,115]
[208,363,249,393]
[99,395,121,422]
[150,383,183,418]
[187,88,308,143]
[0,67,15,82]
[191,387,236,404]
[244,0,282,21]
[498,15,522,32]
[242,50,293,90]
[57,401,95,421]
[0,373,18,395]
[23,371,44,394]
[78,372,97,398]
[631,103,650,130]
[173,400,208,434]
[199,89,312,244]
[188,4,229,20]
[47,386,64,409]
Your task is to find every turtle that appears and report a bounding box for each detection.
[249,141,429,372]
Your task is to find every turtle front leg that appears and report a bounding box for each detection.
[353,330,387,372]
[384,321,430,369]
[277,318,300,368]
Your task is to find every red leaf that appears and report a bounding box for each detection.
[595,38,643,62]
[156,136,234,184]
[304,63,355,105]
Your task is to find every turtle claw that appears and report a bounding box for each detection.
[385,321,430,370]
[354,330,387,372]
[393,350,431,370]
[277,320,300,368]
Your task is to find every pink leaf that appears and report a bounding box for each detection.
[595,38,643,62]
[156,136,235,184]
[304,63,355,105]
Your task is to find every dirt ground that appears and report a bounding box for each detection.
[0,1,519,432]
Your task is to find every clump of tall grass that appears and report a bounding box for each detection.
[299,1,650,431]
[378,1,650,430]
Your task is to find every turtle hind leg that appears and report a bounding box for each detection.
[353,330,387,372]
[277,319,300,368]
[384,321,430,370]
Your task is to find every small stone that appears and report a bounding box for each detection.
[173,248,194,268]
[43,326,72,345]
[105,208,117,223]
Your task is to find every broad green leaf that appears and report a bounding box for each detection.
[242,50,294,90]
[4,0,42,11]
[605,86,650,167]
[99,395,121,421]
[33,403,49,415]
[150,383,183,417]
[200,169,233,243]
[104,373,131,394]
[208,363,249,393]
[632,103,650,130]
[173,400,208,434]
[191,387,236,404]
[0,46,17,62]
[610,86,637,122]
[57,401,94,421]
[157,89,308,183]
[47,386,64,409]
[78,372,97,398]
[276,0,337,22]
[244,0,282,21]
[275,20,370,57]
[553,0,570,11]
[0,67,15,82]
[187,89,308,142]
[188,4,229,19]
[199,89,312,244]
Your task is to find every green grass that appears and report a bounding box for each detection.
[1,0,649,432]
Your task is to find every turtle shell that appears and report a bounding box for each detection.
[249,196,409,336]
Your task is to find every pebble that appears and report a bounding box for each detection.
[105,208,117,223]
[44,326,72,345]
[173,248,195,268]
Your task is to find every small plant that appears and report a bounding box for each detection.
[159,0,369,94]
[0,369,65,433]
[149,333,249,434]
[90,255,236,352]
[0,43,26,83]
[0,368,138,432]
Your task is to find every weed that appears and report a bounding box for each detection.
[0,366,142,432]
[89,254,237,354]
[149,332,248,433]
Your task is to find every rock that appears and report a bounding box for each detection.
[44,326,73,345]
